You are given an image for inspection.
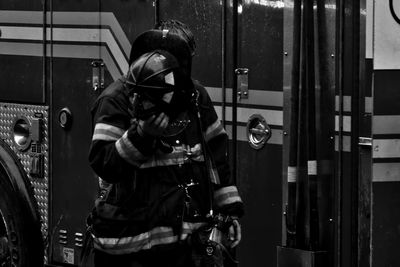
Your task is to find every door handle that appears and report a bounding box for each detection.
[249,127,270,136]
[246,114,271,149]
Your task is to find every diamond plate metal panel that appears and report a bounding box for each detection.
[0,103,49,236]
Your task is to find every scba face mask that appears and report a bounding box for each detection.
[127,50,194,136]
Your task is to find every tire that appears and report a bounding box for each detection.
[0,167,44,267]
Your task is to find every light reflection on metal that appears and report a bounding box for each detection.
[282,3,337,10]
[238,4,243,14]
[312,4,337,10]
[243,0,284,8]
[12,116,32,151]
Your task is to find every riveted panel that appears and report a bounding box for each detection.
[0,103,49,236]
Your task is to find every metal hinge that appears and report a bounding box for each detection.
[235,68,249,99]
[91,60,105,91]
[358,137,372,147]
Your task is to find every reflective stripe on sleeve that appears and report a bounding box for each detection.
[92,123,125,141]
[204,119,227,142]
[214,185,242,208]
[115,131,147,166]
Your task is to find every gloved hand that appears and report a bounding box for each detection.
[137,112,169,137]
[228,218,241,248]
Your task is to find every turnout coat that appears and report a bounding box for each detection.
[88,77,243,255]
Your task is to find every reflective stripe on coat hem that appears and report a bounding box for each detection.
[92,222,207,255]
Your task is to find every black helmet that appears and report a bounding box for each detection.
[126,49,194,122]
[129,29,192,75]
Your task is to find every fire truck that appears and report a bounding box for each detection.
[0,0,399,266]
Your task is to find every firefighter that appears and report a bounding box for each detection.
[88,26,243,267]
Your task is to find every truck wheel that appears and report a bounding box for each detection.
[0,168,44,267]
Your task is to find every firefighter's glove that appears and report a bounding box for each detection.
[228,218,241,248]
[137,112,170,137]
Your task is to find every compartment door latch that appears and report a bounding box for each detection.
[91,60,105,91]
[235,68,249,99]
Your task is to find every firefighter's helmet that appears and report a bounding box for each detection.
[129,29,192,75]
[126,49,194,126]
